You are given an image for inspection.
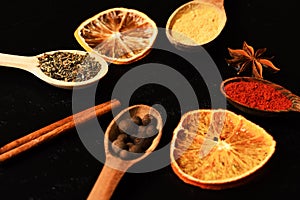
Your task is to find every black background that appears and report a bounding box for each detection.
[0,0,299,199]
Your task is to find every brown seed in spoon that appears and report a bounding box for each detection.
[111,113,159,159]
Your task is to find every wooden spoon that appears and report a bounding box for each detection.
[166,0,226,49]
[0,50,108,89]
[87,104,163,200]
[220,77,300,116]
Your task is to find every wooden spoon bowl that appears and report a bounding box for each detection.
[87,104,163,200]
[220,77,300,117]
[166,0,226,50]
[0,50,108,89]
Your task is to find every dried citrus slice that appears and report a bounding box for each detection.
[170,109,276,190]
[74,7,158,64]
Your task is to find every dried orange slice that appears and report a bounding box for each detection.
[74,7,158,64]
[170,109,276,190]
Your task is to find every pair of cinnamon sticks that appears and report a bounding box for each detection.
[0,99,121,163]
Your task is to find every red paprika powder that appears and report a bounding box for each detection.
[224,81,292,111]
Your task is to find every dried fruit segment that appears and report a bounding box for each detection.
[74,8,158,64]
[170,109,276,189]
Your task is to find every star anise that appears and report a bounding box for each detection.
[225,41,280,79]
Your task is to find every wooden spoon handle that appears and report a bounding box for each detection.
[0,53,37,71]
[195,0,224,8]
[290,95,300,112]
[87,165,126,200]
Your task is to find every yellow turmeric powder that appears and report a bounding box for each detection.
[171,3,223,45]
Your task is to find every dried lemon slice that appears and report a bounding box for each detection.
[170,109,276,190]
[74,7,158,64]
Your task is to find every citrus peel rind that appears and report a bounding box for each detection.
[74,7,158,65]
[170,109,276,190]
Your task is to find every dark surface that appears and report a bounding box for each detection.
[0,0,299,199]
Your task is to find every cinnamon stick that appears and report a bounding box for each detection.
[0,99,121,163]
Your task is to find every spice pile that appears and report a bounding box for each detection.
[170,3,222,45]
[224,81,292,111]
[110,113,158,160]
[37,52,102,82]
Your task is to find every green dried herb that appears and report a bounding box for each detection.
[37,52,102,82]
